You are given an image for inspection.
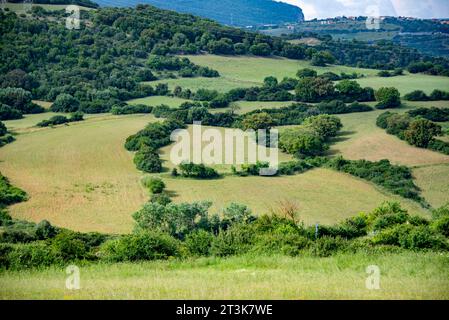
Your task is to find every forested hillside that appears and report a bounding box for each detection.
[95,0,304,26]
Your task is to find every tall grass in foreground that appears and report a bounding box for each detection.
[1,251,448,299]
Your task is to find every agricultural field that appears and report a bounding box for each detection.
[0,113,156,234]
[1,252,448,299]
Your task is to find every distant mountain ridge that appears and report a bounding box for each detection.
[95,0,304,26]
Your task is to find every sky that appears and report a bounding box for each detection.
[278,0,449,20]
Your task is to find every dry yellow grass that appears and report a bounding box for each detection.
[0,114,157,234]
[413,164,449,208]
[330,109,449,167]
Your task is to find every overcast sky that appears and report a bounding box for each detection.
[279,0,449,20]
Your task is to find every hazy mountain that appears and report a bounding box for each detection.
[95,0,304,26]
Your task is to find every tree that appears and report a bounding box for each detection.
[51,94,80,112]
[375,87,401,109]
[263,76,278,88]
[242,112,275,131]
[404,119,442,148]
[311,51,335,66]
[295,77,335,103]
[296,68,317,78]
[335,80,363,102]
[249,43,271,56]
[0,87,42,114]
[279,127,327,157]
[304,115,343,139]
[142,177,166,194]
[134,146,163,173]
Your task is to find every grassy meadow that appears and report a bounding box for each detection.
[1,252,448,299]
[0,113,157,234]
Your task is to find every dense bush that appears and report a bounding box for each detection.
[317,100,373,114]
[50,94,80,112]
[0,121,6,136]
[178,163,220,179]
[185,230,214,256]
[407,107,449,122]
[327,158,423,202]
[100,231,180,262]
[134,146,162,173]
[0,87,44,114]
[403,90,429,101]
[36,112,84,127]
[211,223,255,257]
[0,104,22,120]
[142,177,165,194]
[111,104,152,115]
[279,126,328,158]
[375,87,401,109]
[0,173,28,207]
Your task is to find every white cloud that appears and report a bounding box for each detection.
[278,0,449,19]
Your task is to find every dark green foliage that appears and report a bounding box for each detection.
[50,231,88,261]
[132,201,215,239]
[403,90,429,101]
[375,87,401,109]
[296,68,317,78]
[35,220,57,240]
[125,119,186,151]
[0,104,22,120]
[0,121,6,136]
[377,111,447,154]
[50,94,80,112]
[429,90,449,100]
[1,243,61,270]
[407,107,449,122]
[178,163,220,179]
[111,104,152,115]
[309,236,348,257]
[0,134,15,147]
[211,223,255,257]
[295,77,335,103]
[0,88,44,114]
[317,100,372,114]
[428,139,449,155]
[327,158,423,202]
[36,112,84,127]
[150,193,172,206]
[0,209,12,226]
[185,230,214,256]
[142,177,166,194]
[134,146,162,173]
[100,231,180,262]
[0,173,28,207]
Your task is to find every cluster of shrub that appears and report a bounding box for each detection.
[279,114,343,158]
[174,163,220,179]
[0,87,45,120]
[403,90,449,101]
[407,107,449,122]
[111,104,153,115]
[2,198,448,270]
[407,61,449,77]
[147,55,219,78]
[326,157,424,204]
[377,111,449,155]
[125,119,186,173]
[0,173,27,207]
[0,121,14,148]
[377,68,404,77]
[36,112,84,127]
